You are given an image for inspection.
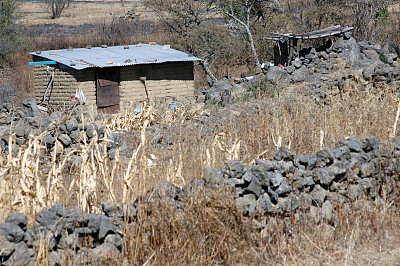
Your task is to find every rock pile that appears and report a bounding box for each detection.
[0,98,106,153]
[0,202,129,265]
[0,136,399,264]
[203,136,400,221]
[203,34,400,105]
[0,179,203,265]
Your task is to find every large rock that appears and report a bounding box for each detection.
[22,98,42,118]
[225,160,245,179]
[66,118,79,132]
[274,146,296,161]
[2,242,34,266]
[0,234,16,258]
[104,234,123,251]
[292,59,303,68]
[98,216,117,241]
[203,168,224,187]
[102,202,123,218]
[333,37,362,61]
[5,212,28,230]
[363,64,377,80]
[291,65,308,82]
[236,194,257,216]
[381,39,400,56]
[151,180,181,199]
[374,64,393,78]
[58,134,72,147]
[363,49,379,60]
[35,209,58,230]
[257,193,273,214]
[0,223,26,243]
[266,66,288,83]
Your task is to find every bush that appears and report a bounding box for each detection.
[379,52,388,63]
[0,0,23,63]
[43,0,71,19]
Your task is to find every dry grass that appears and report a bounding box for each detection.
[1,0,399,263]
[1,70,400,264]
[18,0,152,26]
[1,82,398,216]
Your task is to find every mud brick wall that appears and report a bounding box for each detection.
[33,64,96,106]
[119,61,195,102]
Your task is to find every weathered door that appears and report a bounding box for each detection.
[96,68,120,113]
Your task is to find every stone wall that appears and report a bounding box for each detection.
[0,98,105,152]
[0,135,399,264]
[202,35,400,105]
[203,137,400,220]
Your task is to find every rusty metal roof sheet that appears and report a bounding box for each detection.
[30,44,201,70]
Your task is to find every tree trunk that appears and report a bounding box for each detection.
[245,24,260,66]
[201,60,217,86]
[224,10,260,67]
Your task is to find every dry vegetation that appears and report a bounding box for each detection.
[18,0,151,26]
[1,82,400,264]
[0,0,400,264]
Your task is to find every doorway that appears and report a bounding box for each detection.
[96,68,120,113]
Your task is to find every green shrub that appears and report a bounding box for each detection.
[379,52,388,64]
[0,0,24,63]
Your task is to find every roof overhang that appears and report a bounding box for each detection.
[30,44,201,70]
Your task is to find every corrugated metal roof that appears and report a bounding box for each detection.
[30,44,201,70]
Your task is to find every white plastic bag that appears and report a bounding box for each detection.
[74,84,86,104]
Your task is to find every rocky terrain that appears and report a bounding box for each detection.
[0,98,106,153]
[0,134,399,264]
[1,32,400,264]
[205,33,400,105]
[1,32,399,157]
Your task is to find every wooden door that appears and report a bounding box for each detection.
[96,68,120,113]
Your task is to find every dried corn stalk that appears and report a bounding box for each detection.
[210,132,241,166]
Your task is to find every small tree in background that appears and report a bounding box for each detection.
[352,0,392,42]
[43,0,71,19]
[214,0,261,66]
[0,0,24,63]
[144,0,264,83]
[144,0,220,84]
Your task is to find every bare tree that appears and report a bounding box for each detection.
[352,0,391,42]
[43,0,71,19]
[215,0,261,66]
[143,0,219,84]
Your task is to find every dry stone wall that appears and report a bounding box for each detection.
[203,137,400,219]
[0,98,105,153]
[0,135,399,265]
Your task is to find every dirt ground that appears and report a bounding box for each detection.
[18,0,152,26]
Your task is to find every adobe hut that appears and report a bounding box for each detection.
[265,25,354,66]
[30,44,200,113]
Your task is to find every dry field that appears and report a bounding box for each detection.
[18,0,152,26]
